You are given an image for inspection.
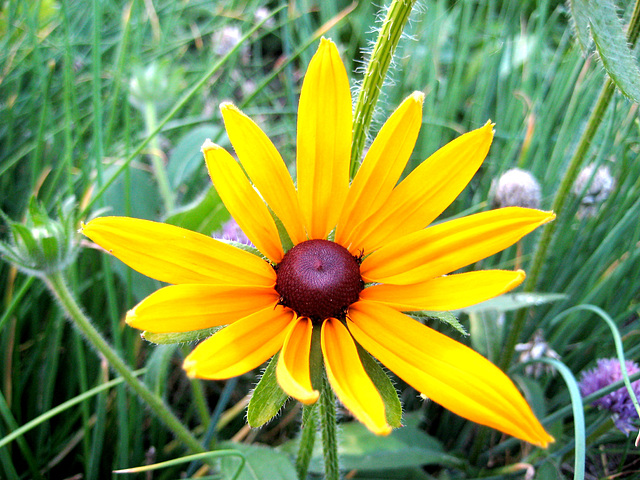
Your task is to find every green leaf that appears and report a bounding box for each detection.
[468,310,503,361]
[166,124,224,189]
[141,326,221,345]
[247,352,289,428]
[102,163,161,220]
[569,0,593,53]
[357,345,402,428]
[219,441,298,480]
[571,0,640,103]
[458,292,567,313]
[165,186,229,235]
[410,310,468,336]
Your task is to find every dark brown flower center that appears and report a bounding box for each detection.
[275,239,363,321]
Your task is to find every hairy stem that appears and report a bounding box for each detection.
[319,375,339,480]
[44,271,205,455]
[350,0,417,178]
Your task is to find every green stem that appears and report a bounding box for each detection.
[499,0,640,370]
[43,271,205,455]
[295,403,318,480]
[144,101,174,213]
[319,375,339,480]
[350,0,417,178]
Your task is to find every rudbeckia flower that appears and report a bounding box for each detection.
[82,38,554,446]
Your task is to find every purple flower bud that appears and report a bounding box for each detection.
[579,358,640,435]
[216,218,252,246]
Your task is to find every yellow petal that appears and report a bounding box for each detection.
[276,317,319,404]
[361,207,555,285]
[203,141,283,262]
[126,284,279,333]
[183,305,294,379]
[321,318,391,435]
[361,270,525,311]
[349,121,494,254]
[348,301,553,447]
[220,103,307,245]
[297,38,351,239]
[336,92,424,252]
[81,217,275,286]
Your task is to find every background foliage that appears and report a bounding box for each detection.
[1,0,639,478]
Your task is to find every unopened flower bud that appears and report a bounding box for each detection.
[572,163,615,218]
[515,330,560,378]
[212,26,247,58]
[128,62,184,114]
[0,198,78,277]
[491,168,541,209]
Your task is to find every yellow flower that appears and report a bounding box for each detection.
[82,38,554,446]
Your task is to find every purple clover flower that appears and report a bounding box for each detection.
[217,218,252,246]
[579,358,640,435]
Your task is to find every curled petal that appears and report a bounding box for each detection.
[361,207,555,285]
[322,318,391,435]
[126,284,279,333]
[361,270,525,311]
[203,141,283,262]
[277,317,319,404]
[81,216,275,286]
[348,301,554,447]
[297,38,351,239]
[183,305,294,379]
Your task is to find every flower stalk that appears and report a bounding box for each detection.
[350,0,417,178]
[295,403,318,480]
[43,271,205,455]
[319,374,339,480]
[500,0,640,371]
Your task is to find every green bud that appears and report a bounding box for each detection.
[128,62,185,114]
[0,197,78,277]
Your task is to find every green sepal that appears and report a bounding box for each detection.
[356,344,403,428]
[218,238,265,259]
[410,310,468,337]
[270,208,293,253]
[142,326,222,345]
[247,352,289,427]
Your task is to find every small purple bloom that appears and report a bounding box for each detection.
[579,358,640,435]
[216,218,252,246]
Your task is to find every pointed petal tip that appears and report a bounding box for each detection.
[124,308,136,326]
[219,101,237,112]
[183,358,197,377]
[534,432,555,448]
[201,138,219,153]
[514,269,526,284]
[373,423,393,436]
[292,389,320,405]
[410,91,425,104]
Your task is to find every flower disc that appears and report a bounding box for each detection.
[275,239,363,321]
